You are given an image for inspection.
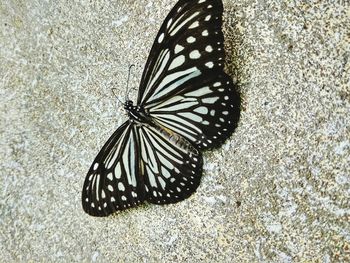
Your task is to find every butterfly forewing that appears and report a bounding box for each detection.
[82,122,145,216]
[137,0,225,105]
[83,121,203,216]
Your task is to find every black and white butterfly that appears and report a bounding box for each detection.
[82,0,240,216]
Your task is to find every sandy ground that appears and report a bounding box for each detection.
[0,0,349,262]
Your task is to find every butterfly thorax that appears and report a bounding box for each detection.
[124,100,149,123]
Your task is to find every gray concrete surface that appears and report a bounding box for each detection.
[0,0,349,262]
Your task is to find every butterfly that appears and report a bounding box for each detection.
[82,0,241,216]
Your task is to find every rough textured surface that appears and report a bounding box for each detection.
[0,0,349,262]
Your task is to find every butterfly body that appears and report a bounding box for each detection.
[82,0,241,217]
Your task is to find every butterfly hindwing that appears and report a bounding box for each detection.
[136,124,203,204]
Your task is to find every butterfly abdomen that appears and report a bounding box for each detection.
[152,122,200,157]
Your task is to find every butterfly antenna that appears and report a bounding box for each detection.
[111,88,124,108]
[125,64,135,101]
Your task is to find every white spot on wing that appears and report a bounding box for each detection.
[118,182,125,191]
[95,174,100,201]
[189,50,201,59]
[114,162,121,179]
[189,21,199,29]
[187,36,196,43]
[107,173,113,181]
[167,18,173,28]
[205,45,213,52]
[203,97,219,104]
[205,62,214,68]
[169,55,185,70]
[194,106,209,115]
[158,33,165,43]
[174,44,184,54]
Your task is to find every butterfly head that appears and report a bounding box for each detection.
[124,100,148,122]
[124,100,134,110]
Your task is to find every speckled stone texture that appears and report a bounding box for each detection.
[0,0,349,262]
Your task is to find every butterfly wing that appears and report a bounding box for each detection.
[135,124,202,204]
[137,0,240,149]
[147,72,240,149]
[82,121,202,217]
[82,121,144,216]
